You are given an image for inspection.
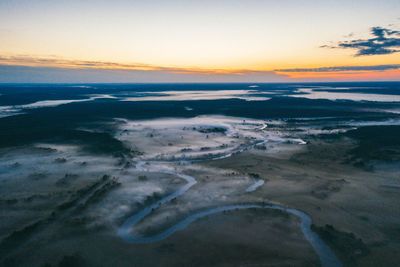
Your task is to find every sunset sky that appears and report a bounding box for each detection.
[1,0,400,82]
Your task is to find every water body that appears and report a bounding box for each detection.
[290,88,400,102]
[246,179,265,192]
[121,90,271,101]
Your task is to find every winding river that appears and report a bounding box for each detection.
[117,139,342,267]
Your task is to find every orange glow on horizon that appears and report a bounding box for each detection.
[0,54,399,81]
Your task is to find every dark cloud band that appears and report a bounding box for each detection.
[276,64,400,72]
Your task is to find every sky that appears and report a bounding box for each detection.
[0,0,400,83]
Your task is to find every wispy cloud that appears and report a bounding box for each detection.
[0,64,287,83]
[0,55,277,76]
[276,64,400,72]
[323,26,400,56]
[0,55,175,71]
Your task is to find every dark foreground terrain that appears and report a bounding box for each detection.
[0,82,400,266]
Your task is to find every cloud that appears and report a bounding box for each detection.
[0,64,287,83]
[276,64,400,72]
[0,55,290,82]
[0,54,289,78]
[343,32,355,38]
[0,55,171,71]
[323,26,400,56]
